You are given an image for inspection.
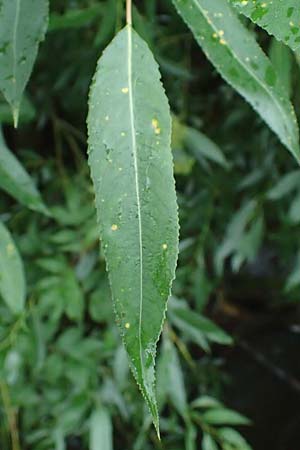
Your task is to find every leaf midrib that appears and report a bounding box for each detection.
[12,0,21,103]
[126,25,145,378]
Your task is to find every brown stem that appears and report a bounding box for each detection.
[0,381,21,450]
[126,0,132,26]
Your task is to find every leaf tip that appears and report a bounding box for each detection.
[13,108,19,129]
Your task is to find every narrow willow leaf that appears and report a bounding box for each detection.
[202,434,219,450]
[0,0,49,126]
[172,0,300,162]
[202,408,251,426]
[0,128,48,213]
[218,428,253,450]
[0,221,25,314]
[229,0,300,52]
[87,26,179,433]
[169,305,233,347]
[89,407,113,450]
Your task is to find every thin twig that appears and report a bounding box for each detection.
[126,0,132,26]
[0,381,21,450]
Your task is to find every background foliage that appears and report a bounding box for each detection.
[1,1,300,449]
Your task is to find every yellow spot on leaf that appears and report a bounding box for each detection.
[6,243,14,256]
[121,87,129,94]
[125,322,130,329]
[111,224,118,231]
[152,118,161,135]
[162,243,168,250]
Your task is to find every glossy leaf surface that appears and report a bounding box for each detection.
[0,0,49,125]
[229,0,300,51]
[87,25,179,432]
[172,0,300,162]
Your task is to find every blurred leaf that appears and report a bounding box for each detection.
[186,422,197,450]
[63,268,84,322]
[89,406,113,450]
[184,127,229,169]
[285,251,300,292]
[0,220,25,314]
[170,304,233,348]
[49,4,104,31]
[229,0,300,51]
[218,427,252,450]
[0,128,48,213]
[87,26,179,433]
[113,344,129,389]
[215,200,257,274]
[202,408,251,425]
[202,434,219,450]
[288,191,300,224]
[0,0,49,125]
[157,335,188,418]
[266,170,300,200]
[191,396,222,409]
[172,0,300,162]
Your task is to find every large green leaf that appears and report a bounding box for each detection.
[0,128,47,213]
[229,0,300,51]
[171,0,300,162]
[0,0,49,126]
[87,26,179,433]
[0,221,25,314]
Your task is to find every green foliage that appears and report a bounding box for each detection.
[0,0,49,125]
[90,406,113,450]
[229,0,300,51]
[87,25,179,430]
[172,0,300,162]
[1,0,300,449]
[0,220,25,314]
[0,127,47,213]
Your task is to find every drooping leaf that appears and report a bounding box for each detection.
[169,304,233,348]
[89,407,113,450]
[229,0,300,52]
[202,408,251,426]
[285,251,300,292]
[202,434,219,450]
[215,200,257,274]
[191,396,222,409]
[266,170,300,200]
[49,4,104,31]
[0,128,48,213]
[172,115,229,169]
[0,0,49,126]
[87,26,179,433]
[0,221,25,314]
[171,0,300,162]
[218,427,253,450]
